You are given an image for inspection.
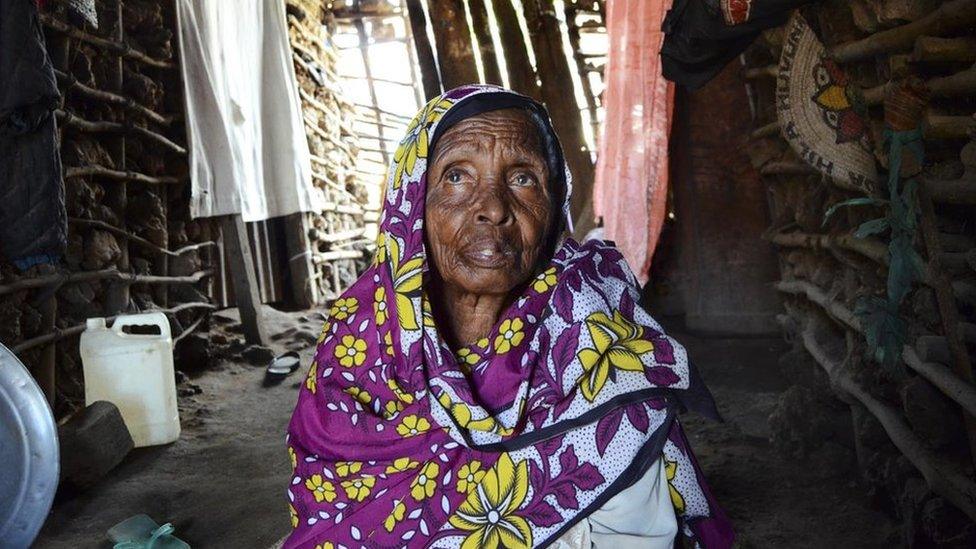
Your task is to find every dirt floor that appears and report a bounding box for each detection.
[35,308,898,548]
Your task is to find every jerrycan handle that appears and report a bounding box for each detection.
[111,312,171,340]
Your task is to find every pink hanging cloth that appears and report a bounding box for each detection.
[593,0,675,285]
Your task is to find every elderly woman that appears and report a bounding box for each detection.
[284,85,733,549]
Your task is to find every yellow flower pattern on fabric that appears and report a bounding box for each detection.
[334,335,368,367]
[344,387,371,406]
[316,321,331,344]
[532,267,557,293]
[493,318,525,354]
[305,474,337,503]
[387,236,423,331]
[384,331,395,356]
[288,446,297,470]
[437,392,514,436]
[336,461,362,477]
[392,96,454,187]
[456,460,486,493]
[396,414,430,437]
[664,459,685,513]
[374,286,389,325]
[410,462,440,501]
[449,453,532,549]
[305,360,318,394]
[374,232,387,266]
[387,378,414,403]
[421,295,436,327]
[289,503,298,528]
[384,399,404,418]
[315,543,334,549]
[384,500,406,532]
[576,310,655,401]
[456,347,479,371]
[385,457,420,474]
[330,297,358,321]
[341,475,375,501]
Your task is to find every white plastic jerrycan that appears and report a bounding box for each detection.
[80,312,181,447]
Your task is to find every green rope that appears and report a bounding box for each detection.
[824,127,925,371]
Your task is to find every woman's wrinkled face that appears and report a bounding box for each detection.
[425,109,552,296]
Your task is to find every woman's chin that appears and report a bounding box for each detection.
[451,263,524,296]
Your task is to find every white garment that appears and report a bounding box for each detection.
[551,457,677,549]
[175,0,323,221]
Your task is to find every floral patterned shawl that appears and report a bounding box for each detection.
[285,85,733,549]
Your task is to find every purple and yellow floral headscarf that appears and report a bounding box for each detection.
[285,85,733,549]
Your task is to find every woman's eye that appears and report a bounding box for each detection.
[512,173,535,187]
[446,170,464,184]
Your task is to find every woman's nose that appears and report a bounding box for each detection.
[474,186,513,226]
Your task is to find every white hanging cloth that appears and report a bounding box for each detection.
[175,0,323,221]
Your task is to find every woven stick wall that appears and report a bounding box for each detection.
[746,2,976,542]
[0,0,213,416]
[286,0,376,307]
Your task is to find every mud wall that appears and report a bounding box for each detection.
[0,1,212,417]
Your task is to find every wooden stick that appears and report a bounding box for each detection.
[768,231,888,265]
[284,213,318,309]
[36,296,57,405]
[759,161,818,176]
[903,347,976,418]
[298,88,355,135]
[313,250,365,263]
[0,269,212,296]
[311,170,358,201]
[924,176,976,205]
[303,114,353,155]
[353,103,413,122]
[12,302,215,354]
[913,36,976,64]
[404,0,443,99]
[830,0,976,63]
[925,114,976,140]
[426,0,481,89]
[54,69,173,125]
[291,53,346,98]
[780,279,976,423]
[339,73,415,87]
[290,40,334,77]
[468,0,503,85]
[102,0,128,317]
[287,15,334,59]
[564,1,601,138]
[355,18,392,168]
[745,65,777,79]
[311,228,367,244]
[927,66,976,98]
[522,0,596,232]
[775,279,860,330]
[65,165,182,185]
[751,121,780,139]
[219,216,268,345]
[173,312,208,344]
[493,0,542,98]
[400,0,430,109]
[795,319,976,522]
[918,180,976,410]
[56,110,187,154]
[39,14,174,69]
[68,218,215,257]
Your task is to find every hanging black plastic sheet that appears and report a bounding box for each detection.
[0,0,67,269]
[661,0,812,90]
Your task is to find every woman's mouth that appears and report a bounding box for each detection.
[460,241,516,269]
